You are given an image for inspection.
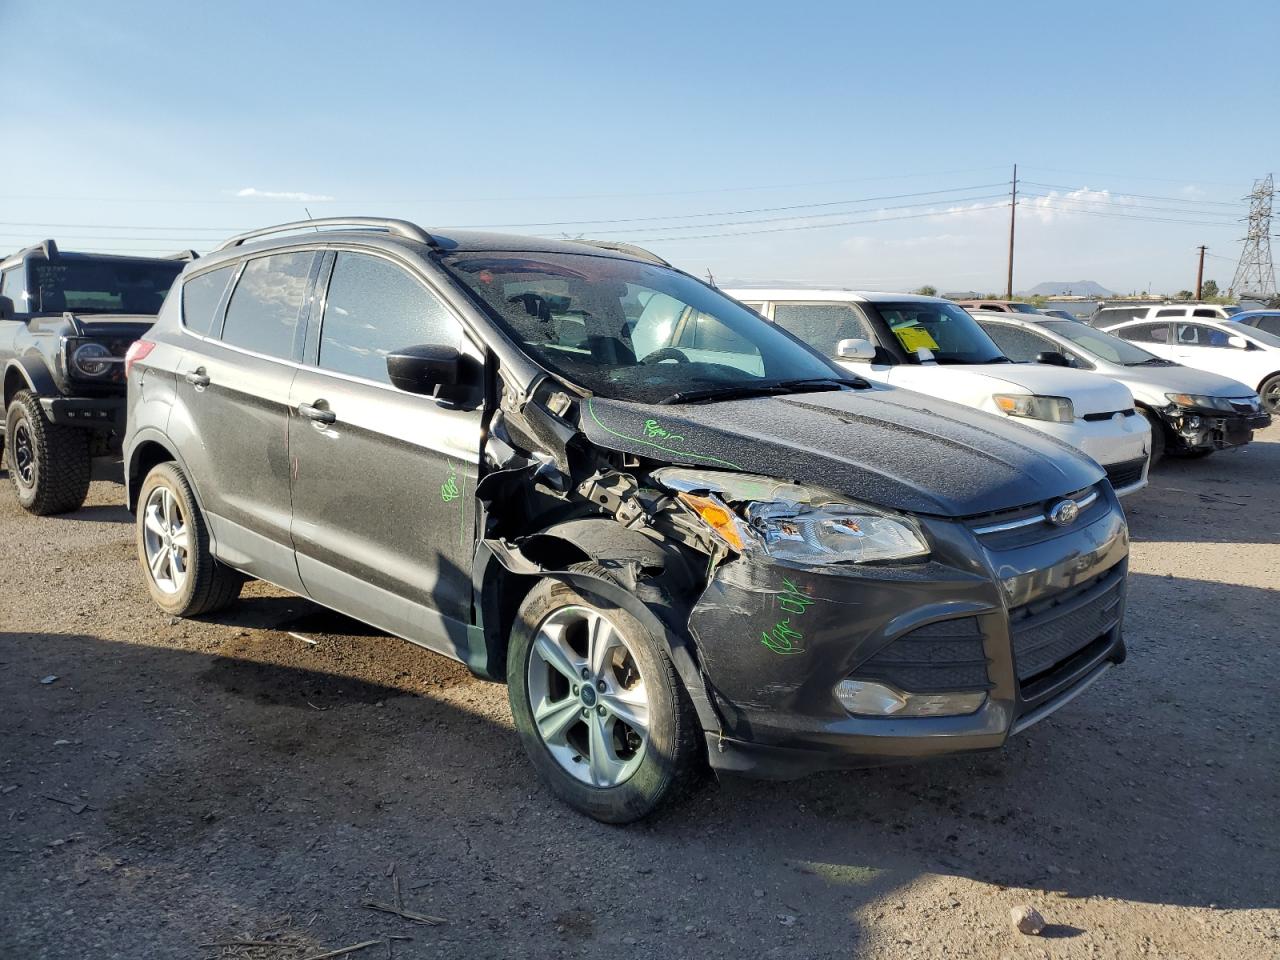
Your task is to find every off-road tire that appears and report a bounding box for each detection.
[136,461,243,617]
[508,562,703,823]
[4,389,91,515]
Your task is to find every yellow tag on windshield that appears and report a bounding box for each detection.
[893,326,939,352]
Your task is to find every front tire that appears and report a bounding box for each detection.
[1260,374,1280,417]
[136,461,243,617]
[507,563,702,823]
[4,389,91,515]
[1139,408,1166,466]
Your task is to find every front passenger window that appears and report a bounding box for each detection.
[318,253,460,385]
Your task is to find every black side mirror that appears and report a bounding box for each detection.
[1036,350,1071,367]
[0,295,14,321]
[386,344,481,402]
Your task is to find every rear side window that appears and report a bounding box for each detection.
[221,252,314,360]
[1,267,22,311]
[1155,308,1185,318]
[318,252,460,384]
[1192,308,1218,319]
[181,266,234,336]
[981,324,1056,362]
[1118,322,1169,344]
[772,303,875,355]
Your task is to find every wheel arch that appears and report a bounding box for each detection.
[471,517,722,736]
[3,358,53,411]
[125,431,206,517]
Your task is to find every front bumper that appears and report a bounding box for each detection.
[1027,414,1150,495]
[38,396,126,431]
[1160,404,1271,453]
[689,489,1129,779]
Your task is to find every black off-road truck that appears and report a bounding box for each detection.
[0,241,191,514]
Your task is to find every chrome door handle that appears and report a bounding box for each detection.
[298,401,336,425]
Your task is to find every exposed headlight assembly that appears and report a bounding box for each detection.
[654,469,929,565]
[1165,392,1237,412]
[992,393,1075,422]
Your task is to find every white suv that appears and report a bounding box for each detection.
[1089,303,1241,329]
[727,290,1152,494]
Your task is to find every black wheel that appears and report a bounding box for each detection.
[507,562,703,823]
[136,461,243,617]
[4,389,91,515]
[1260,374,1280,417]
[1138,408,1166,466]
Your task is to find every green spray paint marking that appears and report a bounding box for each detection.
[643,419,684,442]
[762,578,814,655]
[586,398,742,470]
[441,462,460,503]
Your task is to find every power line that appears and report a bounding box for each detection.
[617,201,1013,243]
[1016,198,1238,228]
[1019,192,1238,223]
[1021,181,1240,208]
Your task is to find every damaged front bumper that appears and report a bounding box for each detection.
[1160,403,1271,452]
[689,488,1129,779]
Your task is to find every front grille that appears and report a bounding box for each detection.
[1009,567,1124,684]
[1082,408,1136,422]
[965,484,1108,550]
[1104,457,1146,490]
[851,617,991,693]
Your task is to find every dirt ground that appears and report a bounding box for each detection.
[2,429,1278,960]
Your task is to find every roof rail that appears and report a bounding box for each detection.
[578,239,670,267]
[215,217,437,252]
[164,249,200,261]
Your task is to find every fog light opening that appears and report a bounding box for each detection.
[835,679,986,718]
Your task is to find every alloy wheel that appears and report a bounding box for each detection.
[142,486,191,595]
[13,422,35,487]
[525,604,650,788]
[1264,381,1280,415]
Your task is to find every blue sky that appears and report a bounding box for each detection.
[2,0,1276,294]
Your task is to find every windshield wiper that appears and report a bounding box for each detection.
[1124,358,1175,366]
[658,377,861,405]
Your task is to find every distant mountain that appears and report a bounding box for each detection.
[1023,280,1115,297]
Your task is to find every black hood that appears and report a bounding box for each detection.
[581,386,1104,517]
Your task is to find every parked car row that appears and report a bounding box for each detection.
[0,221,1267,823]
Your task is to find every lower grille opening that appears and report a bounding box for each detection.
[1104,457,1146,490]
[851,617,992,694]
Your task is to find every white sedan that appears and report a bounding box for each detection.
[1100,316,1280,416]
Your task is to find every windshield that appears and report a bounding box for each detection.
[869,301,1007,364]
[1240,324,1280,349]
[26,257,184,315]
[442,252,847,403]
[1042,320,1162,365]
[1009,302,1042,314]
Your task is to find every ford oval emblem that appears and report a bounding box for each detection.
[1048,499,1080,526]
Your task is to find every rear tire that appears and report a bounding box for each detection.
[136,461,243,617]
[507,562,703,823]
[4,389,91,515]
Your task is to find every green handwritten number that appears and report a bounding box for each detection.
[761,579,815,655]
[643,418,685,443]
[441,464,460,503]
[761,619,804,655]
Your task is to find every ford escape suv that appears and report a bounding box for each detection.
[124,218,1129,823]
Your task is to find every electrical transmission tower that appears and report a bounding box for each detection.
[1230,174,1277,298]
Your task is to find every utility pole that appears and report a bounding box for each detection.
[1006,164,1017,300]
[1196,245,1207,300]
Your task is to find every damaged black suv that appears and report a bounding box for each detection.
[0,241,189,513]
[124,218,1129,822]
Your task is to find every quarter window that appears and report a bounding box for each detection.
[221,252,315,360]
[318,253,459,384]
[771,303,875,356]
[181,266,234,336]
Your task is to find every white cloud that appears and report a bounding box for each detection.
[234,187,335,202]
